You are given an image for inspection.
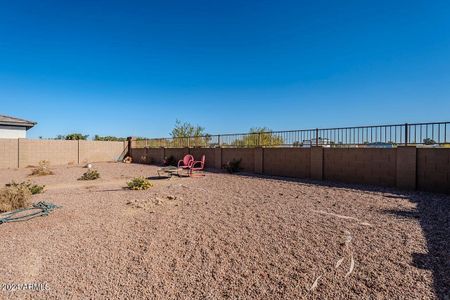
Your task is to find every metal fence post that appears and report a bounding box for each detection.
[405,123,408,146]
[315,128,319,146]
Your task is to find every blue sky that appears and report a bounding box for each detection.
[0,0,449,139]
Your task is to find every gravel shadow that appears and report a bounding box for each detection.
[228,171,450,299]
[384,193,450,300]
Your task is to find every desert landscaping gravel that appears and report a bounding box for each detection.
[0,162,449,299]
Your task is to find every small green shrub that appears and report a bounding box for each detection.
[223,159,242,174]
[127,177,153,190]
[0,184,31,212]
[78,169,100,181]
[6,181,45,195]
[30,160,54,176]
[164,155,177,166]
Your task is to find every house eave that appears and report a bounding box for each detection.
[0,122,37,129]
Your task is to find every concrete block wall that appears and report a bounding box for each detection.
[130,148,148,164]
[130,145,450,194]
[417,148,450,194]
[254,148,264,174]
[19,139,79,167]
[79,141,126,164]
[310,147,323,180]
[222,148,256,172]
[214,148,222,169]
[189,148,215,168]
[263,148,310,178]
[130,147,216,167]
[0,139,127,168]
[396,147,417,190]
[147,148,165,165]
[323,148,397,187]
[165,148,190,162]
[0,139,19,169]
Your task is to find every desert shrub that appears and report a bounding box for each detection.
[30,160,54,176]
[223,159,242,174]
[164,155,177,166]
[78,169,100,181]
[127,177,153,190]
[6,181,45,195]
[0,184,32,212]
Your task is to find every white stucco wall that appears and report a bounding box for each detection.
[0,125,27,138]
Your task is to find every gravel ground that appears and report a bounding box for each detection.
[0,162,448,299]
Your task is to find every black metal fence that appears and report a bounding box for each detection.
[135,122,450,148]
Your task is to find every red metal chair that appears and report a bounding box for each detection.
[189,155,206,177]
[178,154,194,170]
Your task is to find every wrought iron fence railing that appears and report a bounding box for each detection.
[134,122,450,148]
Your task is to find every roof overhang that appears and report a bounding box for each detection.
[0,119,37,130]
[0,115,37,130]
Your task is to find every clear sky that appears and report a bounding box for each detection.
[1,0,449,139]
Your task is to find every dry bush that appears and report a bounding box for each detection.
[0,184,32,212]
[30,160,54,176]
[127,177,153,190]
[78,169,100,181]
[223,159,242,173]
[6,181,45,195]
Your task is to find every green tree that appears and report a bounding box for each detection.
[170,120,209,147]
[233,127,284,147]
[171,120,206,138]
[94,135,126,141]
[65,133,89,140]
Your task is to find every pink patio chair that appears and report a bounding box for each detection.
[178,154,194,170]
[189,155,206,177]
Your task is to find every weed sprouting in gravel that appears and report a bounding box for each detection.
[30,160,54,176]
[78,169,101,181]
[126,177,153,190]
